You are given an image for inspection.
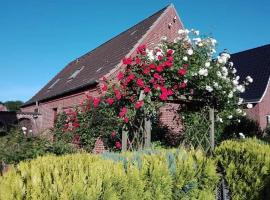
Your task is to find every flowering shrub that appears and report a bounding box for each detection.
[54,97,123,151]
[54,28,252,151]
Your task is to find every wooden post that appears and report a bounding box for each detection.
[209,107,215,151]
[122,126,128,152]
[144,117,151,149]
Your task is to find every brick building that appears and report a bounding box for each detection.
[21,5,184,134]
[231,44,270,129]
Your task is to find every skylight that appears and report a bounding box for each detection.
[48,79,60,90]
[68,66,85,80]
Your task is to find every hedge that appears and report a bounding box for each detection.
[0,149,219,200]
[215,138,270,200]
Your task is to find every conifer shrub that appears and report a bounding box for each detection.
[0,149,219,200]
[215,138,270,200]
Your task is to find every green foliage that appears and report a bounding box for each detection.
[3,100,24,111]
[53,102,123,151]
[0,149,219,200]
[221,116,262,140]
[215,138,270,200]
[0,128,75,164]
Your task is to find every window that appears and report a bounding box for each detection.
[53,108,58,124]
[266,115,270,125]
[48,79,60,90]
[68,66,85,80]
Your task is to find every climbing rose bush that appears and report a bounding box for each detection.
[54,28,252,150]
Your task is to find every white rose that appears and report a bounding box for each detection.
[239,132,245,139]
[236,108,242,114]
[228,91,233,98]
[228,115,233,119]
[247,103,253,109]
[232,68,237,74]
[194,30,199,35]
[205,62,211,68]
[238,98,243,105]
[161,36,167,41]
[183,56,188,61]
[22,127,27,131]
[178,29,185,35]
[187,49,193,55]
[206,85,213,92]
[246,76,253,83]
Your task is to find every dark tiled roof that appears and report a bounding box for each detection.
[231,44,270,102]
[23,6,168,107]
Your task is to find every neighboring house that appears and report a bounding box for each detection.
[0,103,7,112]
[231,44,270,129]
[21,4,184,133]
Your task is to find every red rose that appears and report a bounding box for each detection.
[136,78,145,88]
[137,45,146,55]
[124,117,129,123]
[73,122,80,128]
[117,72,124,81]
[135,101,144,109]
[135,57,141,64]
[143,68,150,75]
[119,107,128,117]
[115,141,122,149]
[158,55,163,60]
[123,57,132,65]
[101,84,108,91]
[183,63,189,68]
[106,98,114,105]
[180,82,187,88]
[167,49,174,56]
[130,96,135,102]
[111,131,116,138]
[154,73,161,80]
[156,65,164,72]
[93,98,100,107]
[149,63,156,69]
[178,69,187,76]
[165,60,173,67]
[159,93,168,101]
[144,87,150,93]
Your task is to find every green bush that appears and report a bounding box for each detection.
[215,138,270,200]
[221,116,262,140]
[0,149,219,200]
[0,128,75,164]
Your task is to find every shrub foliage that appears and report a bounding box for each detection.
[215,138,270,200]
[0,149,219,200]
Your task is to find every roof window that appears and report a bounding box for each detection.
[68,66,85,80]
[48,79,60,90]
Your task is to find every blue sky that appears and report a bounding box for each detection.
[0,0,270,102]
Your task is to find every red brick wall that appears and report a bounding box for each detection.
[247,79,270,129]
[21,88,100,132]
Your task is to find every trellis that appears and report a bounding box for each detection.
[121,101,216,154]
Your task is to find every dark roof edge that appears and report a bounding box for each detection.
[21,80,98,108]
[232,44,270,56]
[244,76,270,104]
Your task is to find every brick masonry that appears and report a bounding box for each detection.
[246,79,270,130]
